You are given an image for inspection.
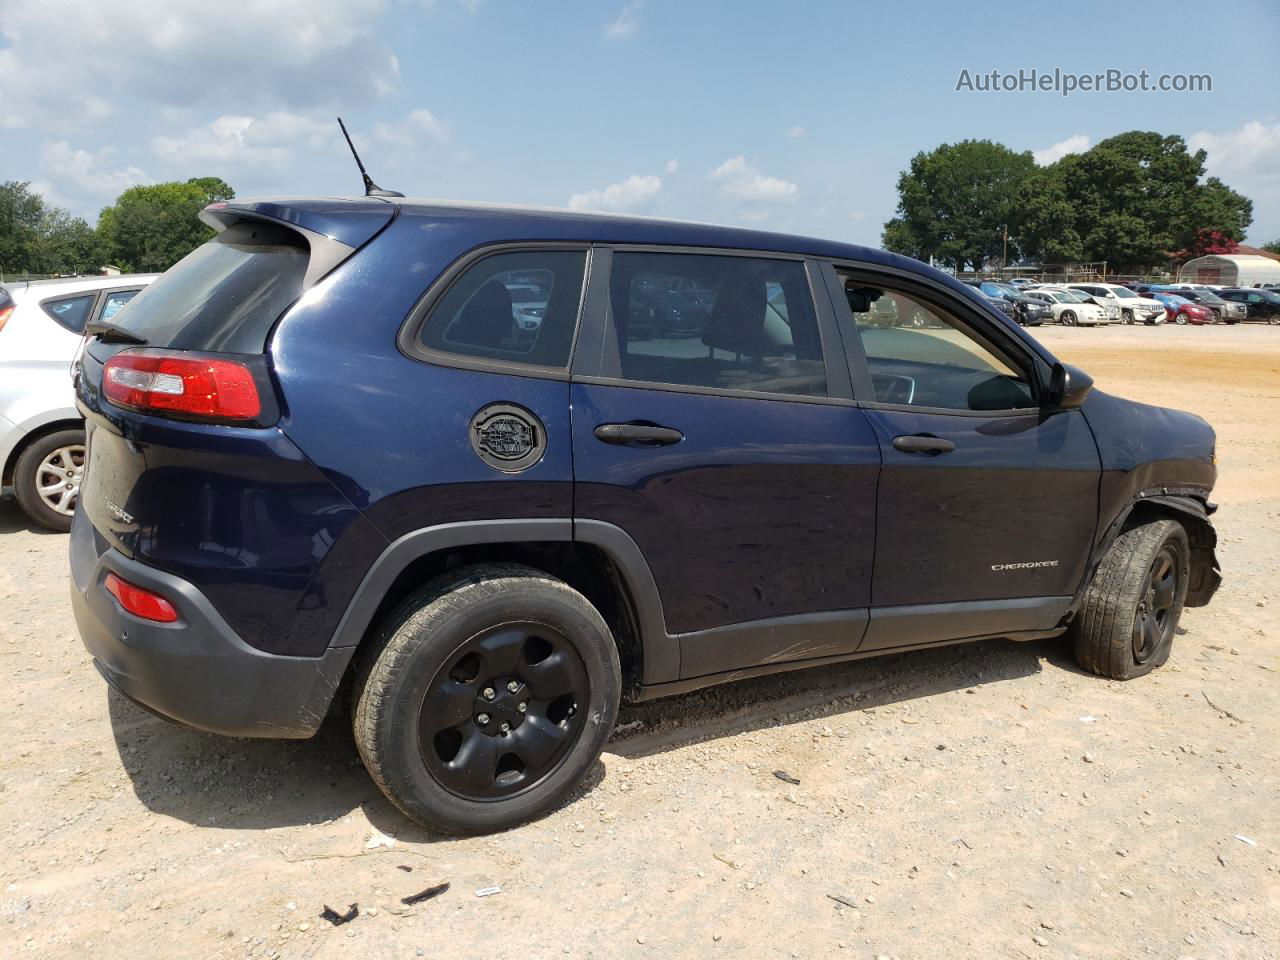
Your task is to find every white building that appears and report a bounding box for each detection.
[1178,254,1280,288]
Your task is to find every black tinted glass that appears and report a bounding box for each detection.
[421,250,586,368]
[41,294,96,333]
[110,223,308,353]
[609,252,825,397]
[843,279,1036,411]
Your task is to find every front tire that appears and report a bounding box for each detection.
[1061,310,1076,326]
[352,564,621,834]
[1071,519,1189,680]
[12,428,85,533]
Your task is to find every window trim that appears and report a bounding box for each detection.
[397,241,593,381]
[823,260,1053,418]
[571,243,853,404]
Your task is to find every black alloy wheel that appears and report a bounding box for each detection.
[1133,544,1179,665]
[419,622,589,801]
[352,563,621,834]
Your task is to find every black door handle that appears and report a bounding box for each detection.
[892,434,956,455]
[594,423,684,446]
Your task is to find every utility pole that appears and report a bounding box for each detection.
[1001,225,1008,274]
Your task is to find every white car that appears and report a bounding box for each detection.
[1024,289,1111,326]
[1067,283,1164,325]
[505,282,549,332]
[0,274,156,530]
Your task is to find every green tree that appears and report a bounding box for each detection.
[0,181,46,274]
[0,180,104,276]
[30,208,104,274]
[1015,132,1252,272]
[1262,240,1280,255]
[97,177,235,272]
[881,140,1035,272]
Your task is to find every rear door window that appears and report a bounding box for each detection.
[607,251,826,398]
[108,223,308,353]
[41,294,97,334]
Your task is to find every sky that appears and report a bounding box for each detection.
[2,0,1278,247]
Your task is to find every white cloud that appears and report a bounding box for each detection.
[568,174,662,212]
[152,113,335,170]
[374,109,451,147]
[605,0,645,39]
[739,210,770,223]
[0,0,399,129]
[1033,134,1090,166]
[665,159,679,174]
[1190,121,1280,192]
[849,211,867,221]
[709,155,798,202]
[787,125,806,140]
[38,140,148,206]
[1190,121,1280,242]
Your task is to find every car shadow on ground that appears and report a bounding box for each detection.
[107,633,1070,839]
[609,635,1069,759]
[0,497,59,535]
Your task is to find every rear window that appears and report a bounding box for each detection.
[111,222,308,353]
[41,293,97,334]
[418,249,587,369]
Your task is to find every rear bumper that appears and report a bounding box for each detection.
[70,507,354,738]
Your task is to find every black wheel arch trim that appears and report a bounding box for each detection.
[327,518,677,686]
[1072,492,1221,614]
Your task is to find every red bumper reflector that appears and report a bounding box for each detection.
[103,349,261,421]
[104,572,180,623]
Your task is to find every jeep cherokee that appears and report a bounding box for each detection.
[70,197,1222,834]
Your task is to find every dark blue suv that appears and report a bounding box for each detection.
[70,197,1222,833]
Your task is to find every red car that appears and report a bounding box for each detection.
[1151,293,1214,325]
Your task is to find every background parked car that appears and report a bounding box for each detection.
[1163,286,1247,323]
[1024,289,1109,326]
[978,289,1019,323]
[963,280,1052,326]
[0,275,156,530]
[1067,283,1165,325]
[1051,285,1122,323]
[1215,287,1280,323]
[1149,292,1214,325]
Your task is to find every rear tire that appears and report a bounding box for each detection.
[1071,519,1189,680]
[13,428,85,533]
[352,564,621,834]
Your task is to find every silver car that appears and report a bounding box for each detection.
[0,275,156,530]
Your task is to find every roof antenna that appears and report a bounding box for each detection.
[337,117,404,198]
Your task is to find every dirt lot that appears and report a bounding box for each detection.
[2,324,1277,960]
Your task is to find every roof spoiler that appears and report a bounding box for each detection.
[200,198,396,289]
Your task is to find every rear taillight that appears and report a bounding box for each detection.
[104,572,180,623]
[0,305,13,333]
[103,349,261,422]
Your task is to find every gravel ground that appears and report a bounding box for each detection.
[1,323,1276,960]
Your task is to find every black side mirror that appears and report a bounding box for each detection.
[1047,361,1093,409]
